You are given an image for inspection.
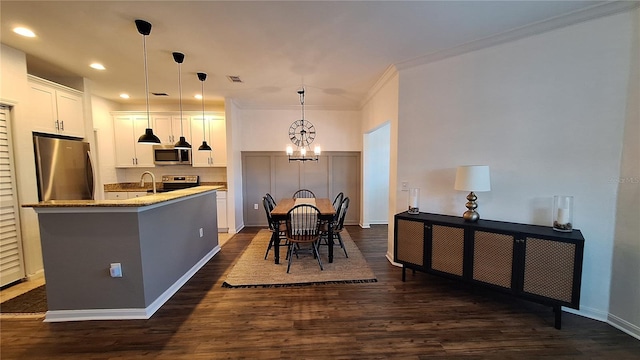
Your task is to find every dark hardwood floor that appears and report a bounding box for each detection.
[1,225,638,359]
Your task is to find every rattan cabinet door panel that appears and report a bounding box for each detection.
[523,237,576,303]
[473,231,514,289]
[396,219,425,267]
[431,225,464,277]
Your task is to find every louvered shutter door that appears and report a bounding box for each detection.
[0,106,25,286]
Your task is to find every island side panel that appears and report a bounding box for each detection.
[138,191,218,306]
[38,212,146,310]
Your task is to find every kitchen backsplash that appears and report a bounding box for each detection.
[116,166,227,183]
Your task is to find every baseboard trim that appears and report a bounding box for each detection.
[608,313,640,341]
[26,269,45,281]
[385,253,402,267]
[44,246,220,322]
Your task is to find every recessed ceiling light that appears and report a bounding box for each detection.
[195,94,202,100]
[90,63,106,70]
[13,27,36,38]
[120,93,130,99]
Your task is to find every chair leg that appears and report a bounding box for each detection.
[286,243,295,273]
[264,237,274,260]
[336,233,348,258]
[313,241,324,270]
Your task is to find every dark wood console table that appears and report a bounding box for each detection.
[394,211,584,329]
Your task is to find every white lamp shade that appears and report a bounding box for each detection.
[454,165,491,192]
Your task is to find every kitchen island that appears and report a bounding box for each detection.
[24,186,221,322]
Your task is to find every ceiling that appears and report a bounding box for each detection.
[0,1,620,110]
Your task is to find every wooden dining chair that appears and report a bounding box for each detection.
[292,189,315,199]
[262,196,287,260]
[320,197,350,258]
[285,204,323,273]
[265,192,277,209]
[332,192,344,211]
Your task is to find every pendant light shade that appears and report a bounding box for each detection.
[172,52,191,149]
[135,19,160,144]
[197,72,212,151]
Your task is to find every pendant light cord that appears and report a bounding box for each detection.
[178,62,184,135]
[299,88,307,151]
[201,80,206,142]
[143,34,151,128]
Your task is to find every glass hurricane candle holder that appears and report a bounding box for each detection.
[553,195,573,232]
[408,188,420,214]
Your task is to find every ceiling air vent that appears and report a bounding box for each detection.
[152,92,169,96]
[227,75,243,83]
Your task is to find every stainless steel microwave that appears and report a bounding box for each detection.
[153,145,191,165]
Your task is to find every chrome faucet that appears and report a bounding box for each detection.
[140,171,156,194]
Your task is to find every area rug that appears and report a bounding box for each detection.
[0,285,47,314]
[222,229,377,288]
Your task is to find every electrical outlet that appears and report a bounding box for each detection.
[254,203,259,210]
[401,181,409,191]
[109,263,122,278]
[199,228,204,237]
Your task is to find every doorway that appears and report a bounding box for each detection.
[362,122,391,227]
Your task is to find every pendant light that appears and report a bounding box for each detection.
[135,19,161,144]
[197,72,212,151]
[172,52,191,149]
[285,88,320,162]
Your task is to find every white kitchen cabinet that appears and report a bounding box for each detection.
[217,190,228,232]
[154,115,191,145]
[113,114,155,168]
[104,191,127,200]
[191,115,226,167]
[104,191,148,200]
[27,76,85,138]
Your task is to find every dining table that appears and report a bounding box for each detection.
[270,198,336,264]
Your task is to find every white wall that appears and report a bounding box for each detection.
[396,11,634,324]
[0,44,44,276]
[609,8,640,339]
[91,95,121,187]
[361,69,399,260]
[225,99,243,234]
[239,108,361,151]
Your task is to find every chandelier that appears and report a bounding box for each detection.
[286,88,321,162]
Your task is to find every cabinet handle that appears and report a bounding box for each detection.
[55,120,59,130]
[60,120,64,131]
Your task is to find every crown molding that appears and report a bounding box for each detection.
[396,1,639,71]
[360,64,399,110]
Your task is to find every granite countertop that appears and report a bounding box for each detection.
[24,186,222,208]
[104,182,227,192]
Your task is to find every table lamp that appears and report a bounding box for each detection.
[454,165,491,222]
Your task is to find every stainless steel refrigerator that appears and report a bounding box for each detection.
[33,134,94,201]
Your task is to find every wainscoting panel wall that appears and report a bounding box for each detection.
[242,151,361,226]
